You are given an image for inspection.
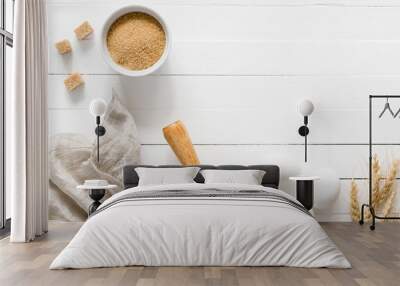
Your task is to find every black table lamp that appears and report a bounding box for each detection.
[298,99,314,162]
[89,99,107,163]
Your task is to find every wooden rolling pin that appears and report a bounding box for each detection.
[162,120,200,165]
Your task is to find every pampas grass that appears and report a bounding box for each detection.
[379,160,399,205]
[380,160,399,220]
[352,155,399,223]
[383,190,396,219]
[372,155,381,205]
[350,180,361,222]
[365,155,382,221]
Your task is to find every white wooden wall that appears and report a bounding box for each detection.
[47,0,400,221]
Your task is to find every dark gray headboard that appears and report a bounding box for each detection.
[123,165,280,189]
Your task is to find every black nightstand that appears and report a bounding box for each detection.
[289,176,320,210]
[77,184,117,215]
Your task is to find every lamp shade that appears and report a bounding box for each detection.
[89,99,107,117]
[298,99,314,116]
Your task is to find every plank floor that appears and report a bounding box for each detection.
[0,222,399,286]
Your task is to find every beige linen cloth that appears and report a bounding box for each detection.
[49,93,141,221]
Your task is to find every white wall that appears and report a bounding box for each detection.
[47,0,400,221]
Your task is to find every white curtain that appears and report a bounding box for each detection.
[9,0,48,242]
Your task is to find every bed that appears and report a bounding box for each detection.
[50,165,350,269]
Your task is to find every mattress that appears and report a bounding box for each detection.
[50,183,351,269]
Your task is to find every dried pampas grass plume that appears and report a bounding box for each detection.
[380,160,399,220]
[382,190,396,219]
[372,154,381,204]
[365,155,381,221]
[352,155,399,223]
[350,180,361,222]
[350,154,400,221]
[379,160,399,205]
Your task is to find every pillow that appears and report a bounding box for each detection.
[200,169,266,185]
[135,167,201,186]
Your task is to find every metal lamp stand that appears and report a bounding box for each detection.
[95,115,106,162]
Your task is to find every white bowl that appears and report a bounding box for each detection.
[101,5,170,77]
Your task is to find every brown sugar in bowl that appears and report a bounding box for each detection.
[101,6,170,77]
[107,12,166,71]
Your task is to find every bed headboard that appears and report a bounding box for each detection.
[122,165,280,189]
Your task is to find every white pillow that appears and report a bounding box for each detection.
[200,169,266,185]
[135,167,200,186]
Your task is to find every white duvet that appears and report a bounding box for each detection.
[50,183,351,269]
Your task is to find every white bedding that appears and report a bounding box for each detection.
[50,183,351,269]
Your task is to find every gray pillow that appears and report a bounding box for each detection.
[200,169,266,185]
[135,167,200,186]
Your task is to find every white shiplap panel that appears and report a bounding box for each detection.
[47,2,400,41]
[49,40,400,76]
[47,0,400,220]
[50,107,400,144]
[48,108,362,144]
[48,74,400,110]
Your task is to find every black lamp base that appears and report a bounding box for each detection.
[298,126,309,137]
[88,189,106,215]
[94,117,106,163]
[95,125,106,136]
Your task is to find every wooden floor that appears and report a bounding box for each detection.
[0,222,399,286]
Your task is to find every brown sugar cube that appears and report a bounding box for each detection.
[74,21,94,40]
[55,39,72,54]
[64,73,84,91]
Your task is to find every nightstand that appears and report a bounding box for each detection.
[77,184,117,215]
[289,176,320,210]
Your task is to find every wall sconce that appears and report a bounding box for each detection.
[298,99,314,162]
[89,99,107,163]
